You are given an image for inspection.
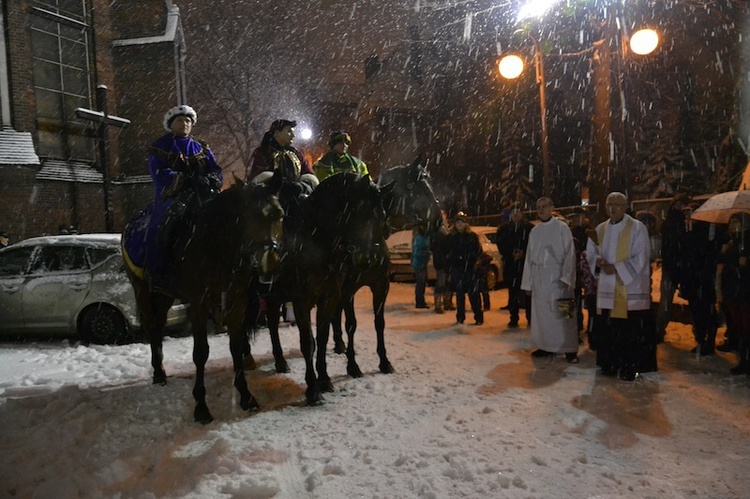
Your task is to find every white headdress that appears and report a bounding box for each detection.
[163,105,197,131]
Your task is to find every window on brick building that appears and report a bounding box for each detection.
[29,1,95,161]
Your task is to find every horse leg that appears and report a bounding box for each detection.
[241,291,262,370]
[266,299,289,373]
[372,279,394,374]
[190,304,213,424]
[332,305,346,355]
[343,300,363,378]
[226,292,259,412]
[137,284,171,385]
[315,307,334,392]
[294,300,323,405]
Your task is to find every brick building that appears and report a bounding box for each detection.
[0,0,186,241]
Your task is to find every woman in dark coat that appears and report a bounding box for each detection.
[447,212,484,325]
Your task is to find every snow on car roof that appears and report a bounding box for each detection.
[4,233,122,249]
[386,230,413,249]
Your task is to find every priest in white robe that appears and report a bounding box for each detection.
[521,197,579,361]
[585,192,656,381]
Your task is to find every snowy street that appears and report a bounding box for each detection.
[1,281,749,498]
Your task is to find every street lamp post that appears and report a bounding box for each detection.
[499,34,550,197]
[505,0,660,211]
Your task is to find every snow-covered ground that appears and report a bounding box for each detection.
[1,276,749,498]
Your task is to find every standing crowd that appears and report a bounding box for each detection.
[408,191,749,381]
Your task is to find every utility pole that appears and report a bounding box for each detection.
[74,85,130,232]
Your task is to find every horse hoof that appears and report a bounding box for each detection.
[347,365,363,378]
[379,362,395,374]
[319,378,334,392]
[334,342,346,355]
[153,374,167,385]
[275,361,290,374]
[241,395,260,412]
[194,409,214,425]
[306,390,325,406]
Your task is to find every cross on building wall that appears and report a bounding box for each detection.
[74,84,130,232]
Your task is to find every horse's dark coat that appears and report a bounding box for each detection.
[124,171,284,423]
[262,156,441,390]
[259,173,393,401]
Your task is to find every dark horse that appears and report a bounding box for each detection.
[123,171,284,423]
[265,156,441,390]
[328,156,442,379]
[259,173,393,402]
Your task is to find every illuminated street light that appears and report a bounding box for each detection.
[507,1,660,205]
[629,28,659,55]
[499,35,551,196]
[498,55,524,79]
[517,0,562,22]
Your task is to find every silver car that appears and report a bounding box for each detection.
[0,234,188,344]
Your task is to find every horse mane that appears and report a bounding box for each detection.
[309,173,380,212]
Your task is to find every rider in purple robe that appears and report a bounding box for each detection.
[124,105,222,283]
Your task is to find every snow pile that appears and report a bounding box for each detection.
[1,281,749,498]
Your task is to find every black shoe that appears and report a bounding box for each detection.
[416,304,429,309]
[507,321,519,328]
[699,344,715,356]
[531,349,553,358]
[474,320,484,325]
[500,305,510,310]
[619,370,636,381]
[717,342,737,353]
[565,352,579,364]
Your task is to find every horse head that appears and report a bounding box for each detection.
[377,153,442,233]
[233,169,285,284]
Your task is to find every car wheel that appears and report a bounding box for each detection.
[79,305,128,345]
[486,268,499,291]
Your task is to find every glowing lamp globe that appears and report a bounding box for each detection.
[499,55,524,80]
[630,29,659,55]
[299,127,313,140]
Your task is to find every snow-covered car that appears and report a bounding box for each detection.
[0,234,188,344]
[387,228,503,289]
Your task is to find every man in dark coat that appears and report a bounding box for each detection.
[447,212,484,325]
[430,214,454,314]
[497,208,533,328]
[247,119,317,188]
[680,202,721,355]
[656,193,691,342]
